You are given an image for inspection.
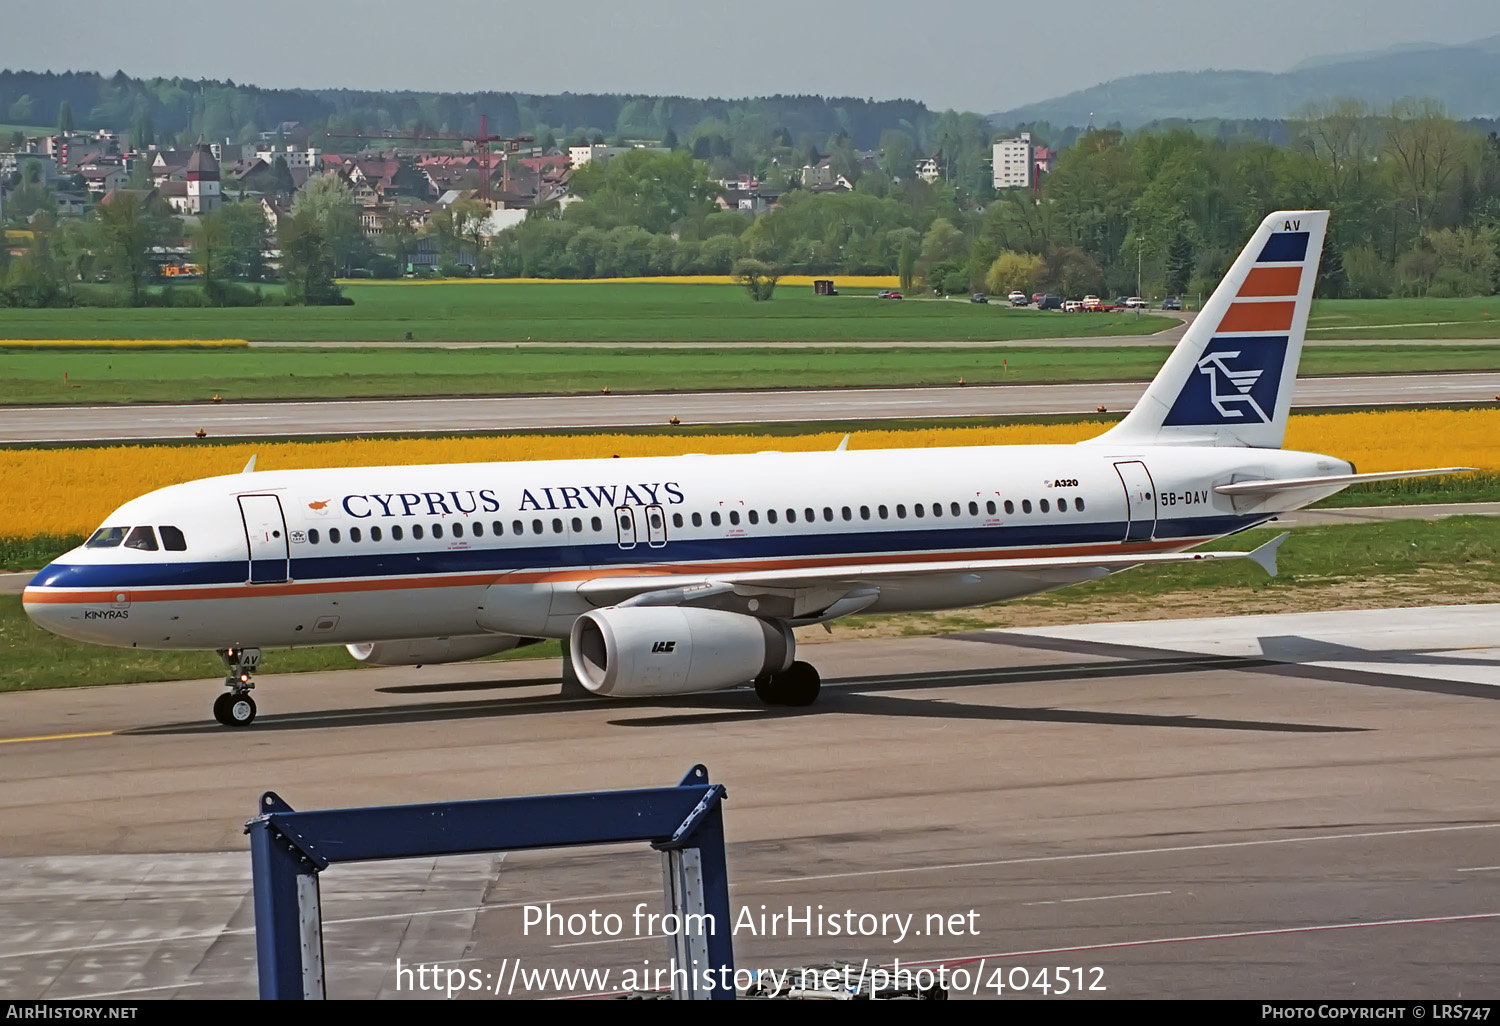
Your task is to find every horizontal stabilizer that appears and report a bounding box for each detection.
[1214,467,1475,496]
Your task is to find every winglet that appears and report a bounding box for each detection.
[242,454,257,474]
[836,435,850,452]
[1247,532,1290,577]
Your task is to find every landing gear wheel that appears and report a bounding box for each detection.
[214,692,257,727]
[754,661,821,707]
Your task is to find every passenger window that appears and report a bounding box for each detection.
[896,504,906,518]
[513,520,524,535]
[932,503,942,518]
[691,512,703,527]
[1040,499,1050,513]
[729,511,741,526]
[552,518,564,534]
[124,526,159,550]
[330,528,342,543]
[748,510,758,525]
[471,522,482,537]
[986,501,996,515]
[532,519,544,535]
[1022,500,1032,514]
[860,506,870,520]
[452,523,463,538]
[1076,496,1086,511]
[493,521,504,535]
[672,513,683,528]
[371,526,383,541]
[841,507,852,521]
[1058,498,1068,512]
[86,526,128,548]
[648,511,662,531]
[914,504,925,519]
[967,501,977,516]
[768,509,778,524]
[392,525,403,540]
[308,528,320,545]
[1004,500,1014,515]
[433,524,444,539]
[952,502,962,516]
[822,507,833,522]
[711,512,721,526]
[591,516,603,531]
[350,527,362,542]
[159,525,188,551]
[878,505,888,519]
[786,509,797,523]
[804,508,815,522]
[412,525,423,540]
[572,517,583,532]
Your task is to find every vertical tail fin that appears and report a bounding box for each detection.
[1087,210,1328,449]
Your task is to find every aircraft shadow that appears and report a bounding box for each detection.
[122,653,1361,736]
[1254,635,1500,670]
[375,677,561,695]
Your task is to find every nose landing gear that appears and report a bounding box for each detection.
[215,647,261,727]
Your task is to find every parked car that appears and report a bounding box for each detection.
[1031,292,1045,305]
[1114,296,1132,309]
[1036,294,1064,310]
[1063,300,1083,312]
[1081,295,1102,310]
[1125,296,1148,308]
[1008,291,1029,305]
[878,290,903,300]
[1160,296,1182,310]
[970,293,988,303]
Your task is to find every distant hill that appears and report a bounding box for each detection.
[991,35,1500,129]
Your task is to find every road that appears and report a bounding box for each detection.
[3,371,1497,443]
[0,604,1496,999]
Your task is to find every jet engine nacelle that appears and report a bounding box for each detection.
[346,634,535,667]
[570,606,794,698]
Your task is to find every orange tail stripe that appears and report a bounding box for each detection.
[1217,301,1295,333]
[1238,267,1302,298]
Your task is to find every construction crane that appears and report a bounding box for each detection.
[466,114,534,204]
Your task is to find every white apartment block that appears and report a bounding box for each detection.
[254,144,323,170]
[992,132,1033,189]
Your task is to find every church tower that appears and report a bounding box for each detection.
[185,135,221,214]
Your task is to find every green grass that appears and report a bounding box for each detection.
[5,341,1499,405]
[3,517,1494,692]
[0,282,1176,344]
[1309,297,1500,338]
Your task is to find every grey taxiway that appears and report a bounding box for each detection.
[1,604,1497,1000]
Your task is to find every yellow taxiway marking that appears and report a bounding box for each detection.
[0,730,116,745]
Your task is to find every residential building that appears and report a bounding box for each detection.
[915,157,941,184]
[992,132,1033,190]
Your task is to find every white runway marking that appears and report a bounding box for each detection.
[1023,890,1171,906]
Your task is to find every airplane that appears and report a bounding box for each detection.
[23,209,1472,727]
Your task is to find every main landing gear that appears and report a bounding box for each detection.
[214,646,260,727]
[754,660,821,707]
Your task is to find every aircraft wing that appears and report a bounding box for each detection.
[576,534,1289,621]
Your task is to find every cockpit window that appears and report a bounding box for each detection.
[159,526,187,551]
[123,526,159,551]
[86,527,128,548]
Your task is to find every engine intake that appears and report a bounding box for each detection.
[346,634,536,667]
[570,606,793,698]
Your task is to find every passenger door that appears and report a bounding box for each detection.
[1113,461,1158,543]
[239,494,290,583]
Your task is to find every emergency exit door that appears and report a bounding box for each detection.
[1113,461,1158,543]
[239,494,290,583]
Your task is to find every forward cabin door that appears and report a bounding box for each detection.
[239,494,290,583]
[1113,461,1158,543]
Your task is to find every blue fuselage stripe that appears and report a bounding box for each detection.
[29,513,1268,590]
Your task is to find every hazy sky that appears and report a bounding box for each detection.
[4,0,1499,112]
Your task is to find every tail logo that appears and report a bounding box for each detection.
[1196,351,1266,421]
[1163,337,1288,427]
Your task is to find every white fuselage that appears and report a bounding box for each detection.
[22,443,1351,651]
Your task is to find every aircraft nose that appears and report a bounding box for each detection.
[22,562,126,643]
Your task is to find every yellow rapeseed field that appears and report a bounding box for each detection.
[2,409,1495,539]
